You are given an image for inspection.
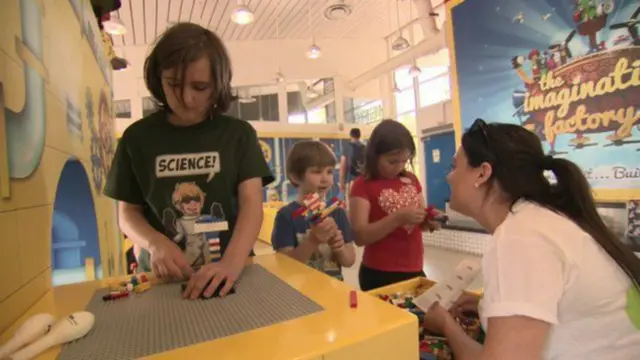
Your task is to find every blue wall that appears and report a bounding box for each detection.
[51,159,101,271]
[423,132,456,210]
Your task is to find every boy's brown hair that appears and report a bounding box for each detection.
[143,22,236,115]
[286,141,337,187]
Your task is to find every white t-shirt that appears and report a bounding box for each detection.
[479,200,640,360]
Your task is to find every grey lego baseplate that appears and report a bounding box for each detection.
[57,264,324,360]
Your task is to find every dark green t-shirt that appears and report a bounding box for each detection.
[104,111,274,271]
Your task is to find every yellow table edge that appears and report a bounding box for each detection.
[1,254,419,360]
[365,276,483,297]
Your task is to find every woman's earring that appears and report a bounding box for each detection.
[474,183,479,188]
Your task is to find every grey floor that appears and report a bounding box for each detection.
[253,241,484,291]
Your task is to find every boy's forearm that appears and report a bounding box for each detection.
[225,198,261,262]
[118,203,167,252]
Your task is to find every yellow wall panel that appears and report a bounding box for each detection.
[16,205,52,284]
[0,269,50,334]
[0,0,120,333]
[0,211,20,301]
[44,90,75,160]
[0,53,26,115]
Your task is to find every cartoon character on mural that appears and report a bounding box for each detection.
[451,0,640,192]
[88,90,115,192]
[161,182,226,268]
[506,2,639,154]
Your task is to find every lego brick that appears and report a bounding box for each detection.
[193,221,229,233]
[56,264,323,360]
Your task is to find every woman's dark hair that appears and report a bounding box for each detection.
[364,119,416,179]
[462,119,640,288]
[143,22,235,115]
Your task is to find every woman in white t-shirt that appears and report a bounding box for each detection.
[424,119,640,360]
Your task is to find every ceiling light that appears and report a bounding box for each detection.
[323,1,353,20]
[231,3,255,25]
[391,36,410,51]
[306,44,322,59]
[102,15,126,35]
[408,64,422,78]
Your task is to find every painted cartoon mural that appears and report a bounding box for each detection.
[448,0,639,200]
[0,0,119,331]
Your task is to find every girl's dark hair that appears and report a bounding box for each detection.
[143,22,235,115]
[364,119,416,179]
[462,119,640,288]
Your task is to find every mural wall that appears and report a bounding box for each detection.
[259,137,354,203]
[0,0,118,332]
[448,0,639,201]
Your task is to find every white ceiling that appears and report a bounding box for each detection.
[111,0,446,46]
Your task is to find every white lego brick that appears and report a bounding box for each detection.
[194,221,229,233]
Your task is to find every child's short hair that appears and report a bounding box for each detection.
[286,141,337,187]
[365,119,415,179]
[143,22,235,115]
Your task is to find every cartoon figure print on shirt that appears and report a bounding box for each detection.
[296,231,342,278]
[378,176,420,233]
[154,151,225,268]
[162,182,226,268]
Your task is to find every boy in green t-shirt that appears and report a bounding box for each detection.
[104,23,274,300]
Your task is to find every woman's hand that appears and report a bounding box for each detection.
[148,236,193,281]
[423,302,456,335]
[394,207,427,225]
[450,293,481,318]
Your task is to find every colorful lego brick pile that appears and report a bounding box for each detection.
[292,193,343,224]
[376,288,484,360]
[103,272,151,301]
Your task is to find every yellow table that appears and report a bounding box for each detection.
[258,202,286,245]
[366,277,483,299]
[1,254,418,360]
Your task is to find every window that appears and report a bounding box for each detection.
[142,97,156,117]
[288,113,306,124]
[287,91,330,124]
[418,66,449,83]
[114,99,131,118]
[226,88,280,121]
[394,68,415,90]
[306,107,327,124]
[419,74,451,107]
[344,98,383,124]
[394,67,417,116]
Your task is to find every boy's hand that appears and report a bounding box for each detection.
[149,236,194,281]
[328,230,345,251]
[310,217,337,243]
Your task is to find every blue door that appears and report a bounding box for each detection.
[423,132,456,210]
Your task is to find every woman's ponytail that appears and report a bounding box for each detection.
[546,157,640,289]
